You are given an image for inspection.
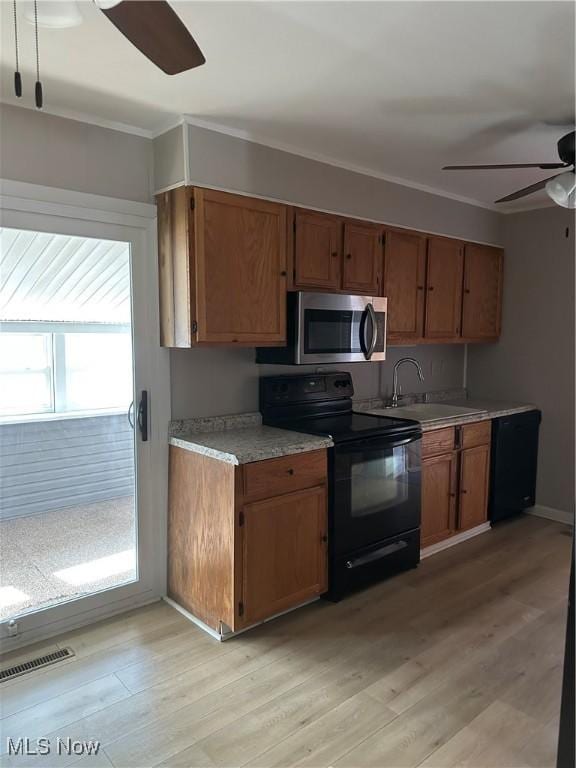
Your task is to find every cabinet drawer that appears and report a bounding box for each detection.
[243,450,327,501]
[461,421,491,449]
[422,427,456,458]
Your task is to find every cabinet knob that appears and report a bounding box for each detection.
[280,270,287,276]
[428,286,435,291]
[464,288,471,294]
[417,285,424,290]
[461,489,468,494]
[449,492,456,498]
[287,468,294,475]
[332,252,338,258]
[346,253,352,260]
[321,534,328,543]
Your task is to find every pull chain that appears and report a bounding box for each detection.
[13,0,22,97]
[34,0,43,108]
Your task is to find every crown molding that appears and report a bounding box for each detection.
[181,115,502,213]
[0,99,157,139]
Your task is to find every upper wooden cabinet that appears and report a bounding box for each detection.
[156,184,504,349]
[424,237,464,340]
[342,220,382,295]
[293,210,342,290]
[383,229,427,342]
[157,186,287,347]
[461,244,503,340]
[293,210,382,295]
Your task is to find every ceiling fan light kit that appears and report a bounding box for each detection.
[545,171,576,209]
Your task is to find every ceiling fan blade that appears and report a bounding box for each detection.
[101,1,205,75]
[494,174,563,204]
[443,163,568,170]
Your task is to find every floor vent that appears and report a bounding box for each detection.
[0,647,75,683]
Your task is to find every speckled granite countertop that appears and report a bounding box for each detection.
[365,399,538,432]
[169,419,332,465]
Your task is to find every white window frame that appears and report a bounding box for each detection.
[0,326,134,421]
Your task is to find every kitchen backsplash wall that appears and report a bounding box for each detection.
[170,344,465,419]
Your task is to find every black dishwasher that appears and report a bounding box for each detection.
[489,410,541,523]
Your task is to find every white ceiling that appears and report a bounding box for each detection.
[0,1,574,210]
[0,228,131,323]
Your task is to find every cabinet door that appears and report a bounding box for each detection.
[342,221,382,295]
[424,238,464,339]
[421,453,458,548]
[458,444,490,531]
[462,245,503,339]
[194,188,287,344]
[241,485,328,625]
[383,230,427,342]
[293,211,342,290]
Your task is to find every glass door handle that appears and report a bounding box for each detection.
[137,390,148,442]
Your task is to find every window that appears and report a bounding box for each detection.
[0,331,133,419]
[0,334,53,416]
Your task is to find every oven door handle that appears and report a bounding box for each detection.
[343,433,421,450]
[345,539,409,570]
[359,303,378,360]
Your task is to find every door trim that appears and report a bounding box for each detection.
[0,179,171,651]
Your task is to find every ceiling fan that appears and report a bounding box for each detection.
[443,130,576,208]
[96,1,205,75]
[20,1,205,75]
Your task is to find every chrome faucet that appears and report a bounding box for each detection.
[390,357,425,408]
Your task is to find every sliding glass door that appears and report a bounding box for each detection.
[0,199,167,646]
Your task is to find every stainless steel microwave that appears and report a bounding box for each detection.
[256,292,387,365]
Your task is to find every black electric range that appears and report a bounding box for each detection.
[260,371,422,600]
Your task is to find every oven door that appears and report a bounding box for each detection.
[331,433,421,557]
[296,292,387,364]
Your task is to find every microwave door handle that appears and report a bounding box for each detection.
[366,303,378,359]
[359,307,369,358]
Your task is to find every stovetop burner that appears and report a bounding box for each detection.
[259,371,420,442]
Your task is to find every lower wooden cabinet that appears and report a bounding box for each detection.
[420,421,491,549]
[168,447,328,634]
[459,443,491,531]
[242,486,327,625]
[421,452,458,548]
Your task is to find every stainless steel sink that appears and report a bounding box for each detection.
[366,402,488,423]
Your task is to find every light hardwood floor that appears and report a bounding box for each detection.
[0,515,571,768]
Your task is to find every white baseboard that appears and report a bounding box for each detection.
[421,522,492,559]
[526,505,574,527]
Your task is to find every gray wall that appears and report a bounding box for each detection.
[178,123,503,245]
[0,104,154,203]
[467,206,575,515]
[153,125,185,192]
[0,414,135,519]
[171,344,464,419]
